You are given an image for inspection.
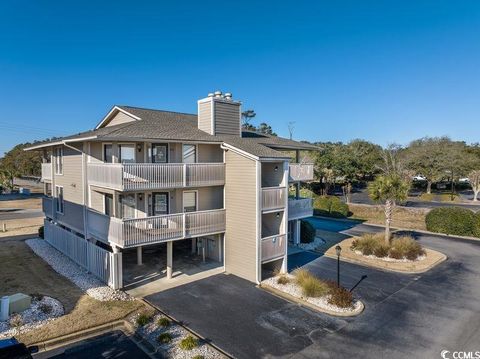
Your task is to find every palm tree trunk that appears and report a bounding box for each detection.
[474,189,479,202]
[384,199,393,245]
[427,181,432,194]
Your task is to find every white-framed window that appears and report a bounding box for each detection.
[183,191,197,213]
[182,144,197,163]
[118,144,135,164]
[54,147,63,175]
[119,194,136,219]
[55,185,64,214]
[103,144,113,163]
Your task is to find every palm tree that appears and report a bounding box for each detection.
[368,174,410,245]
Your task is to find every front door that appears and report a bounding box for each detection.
[151,192,169,216]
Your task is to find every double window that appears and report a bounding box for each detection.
[54,147,63,175]
[182,144,196,163]
[55,185,64,214]
[183,191,197,213]
[119,144,135,164]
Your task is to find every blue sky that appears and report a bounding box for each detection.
[0,1,479,154]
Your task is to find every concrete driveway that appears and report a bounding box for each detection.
[146,225,480,358]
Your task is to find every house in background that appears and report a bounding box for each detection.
[26,92,316,291]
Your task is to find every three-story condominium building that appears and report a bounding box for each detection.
[27,92,317,290]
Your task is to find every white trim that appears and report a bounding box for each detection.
[255,160,261,284]
[95,106,141,130]
[221,143,259,161]
[211,98,215,135]
[54,147,64,175]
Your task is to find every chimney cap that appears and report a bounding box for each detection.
[214,91,222,97]
[207,93,214,97]
[224,92,232,100]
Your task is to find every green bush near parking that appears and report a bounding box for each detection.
[425,207,479,237]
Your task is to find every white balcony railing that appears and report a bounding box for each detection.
[262,187,286,211]
[261,234,286,262]
[87,163,225,191]
[289,163,314,182]
[288,198,314,220]
[87,208,226,248]
[41,163,52,181]
[42,196,53,218]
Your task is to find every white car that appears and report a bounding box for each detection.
[458,178,470,183]
[413,175,427,181]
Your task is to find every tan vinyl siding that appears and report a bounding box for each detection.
[105,111,137,127]
[224,150,258,282]
[198,101,213,135]
[90,190,104,212]
[89,142,103,163]
[198,144,223,163]
[53,144,85,233]
[214,101,240,136]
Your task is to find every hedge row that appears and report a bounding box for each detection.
[425,207,480,238]
[313,196,349,218]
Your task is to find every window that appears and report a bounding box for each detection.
[103,144,113,163]
[182,144,196,163]
[119,194,136,219]
[45,182,52,197]
[104,193,113,216]
[55,186,64,214]
[152,144,168,163]
[118,144,135,163]
[183,191,197,213]
[54,147,63,174]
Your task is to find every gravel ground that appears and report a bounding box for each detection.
[298,237,326,251]
[353,250,426,263]
[132,313,224,359]
[26,238,131,302]
[0,296,64,339]
[262,274,363,314]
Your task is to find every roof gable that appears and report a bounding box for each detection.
[95,106,141,129]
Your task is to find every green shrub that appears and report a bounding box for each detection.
[327,284,354,308]
[351,233,382,256]
[157,317,171,328]
[474,212,480,238]
[426,207,477,237]
[293,268,311,287]
[390,236,425,260]
[136,312,153,327]
[301,276,329,298]
[179,335,198,350]
[157,332,172,344]
[38,226,44,239]
[277,275,290,285]
[373,243,389,258]
[300,220,316,243]
[314,196,349,218]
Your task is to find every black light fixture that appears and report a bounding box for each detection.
[276,212,280,218]
[137,144,142,152]
[335,245,342,287]
[274,165,279,171]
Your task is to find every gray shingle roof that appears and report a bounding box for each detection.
[25,106,319,159]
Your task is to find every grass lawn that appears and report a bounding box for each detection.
[348,203,428,230]
[1,236,145,345]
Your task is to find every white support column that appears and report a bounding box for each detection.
[137,246,143,265]
[111,245,123,290]
[166,241,173,279]
[294,219,301,245]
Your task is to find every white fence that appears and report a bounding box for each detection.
[261,234,286,262]
[262,187,286,211]
[41,163,52,181]
[289,163,314,182]
[87,162,225,191]
[288,198,314,220]
[44,220,122,289]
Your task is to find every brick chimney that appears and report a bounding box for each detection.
[197,91,241,136]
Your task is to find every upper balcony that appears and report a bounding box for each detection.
[289,163,314,182]
[87,162,225,191]
[41,163,52,181]
[262,187,287,212]
[87,208,226,248]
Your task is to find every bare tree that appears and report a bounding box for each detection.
[287,121,295,140]
[468,170,480,202]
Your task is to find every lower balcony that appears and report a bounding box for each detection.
[288,198,313,220]
[87,208,226,248]
[261,233,286,263]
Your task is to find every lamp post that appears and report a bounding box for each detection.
[335,245,342,287]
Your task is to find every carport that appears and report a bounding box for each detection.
[122,235,224,297]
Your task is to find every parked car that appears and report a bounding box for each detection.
[458,177,470,183]
[412,175,427,182]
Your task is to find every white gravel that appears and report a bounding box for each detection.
[132,313,224,359]
[26,238,131,302]
[353,250,426,263]
[0,296,64,339]
[262,275,363,314]
[297,236,325,251]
